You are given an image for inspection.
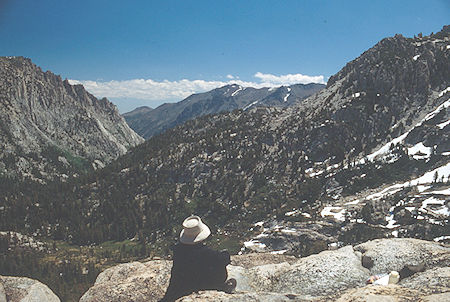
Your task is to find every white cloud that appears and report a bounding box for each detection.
[254,72,325,86]
[69,78,231,101]
[69,72,326,104]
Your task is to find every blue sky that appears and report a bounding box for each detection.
[0,0,448,112]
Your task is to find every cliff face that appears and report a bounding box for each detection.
[0,57,143,180]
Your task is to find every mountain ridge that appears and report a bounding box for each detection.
[0,56,144,180]
[123,82,325,139]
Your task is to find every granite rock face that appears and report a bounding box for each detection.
[354,238,450,275]
[0,57,143,180]
[180,286,450,302]
[399,267,450,296]
[334,284,428,302]
[79,260,172,302]
[271,246,369,296]
[79,239,450,302]
[0,276,60,302]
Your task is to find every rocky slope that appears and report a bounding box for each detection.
[0,57,143,180]
[79,238,450,302]
[123,83,324,138]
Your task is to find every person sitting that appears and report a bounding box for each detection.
[160,216,236,302]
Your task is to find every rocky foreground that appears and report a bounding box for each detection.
[1,238,448,301]
[78,238,449,302]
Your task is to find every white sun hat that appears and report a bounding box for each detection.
[179,216,211,244]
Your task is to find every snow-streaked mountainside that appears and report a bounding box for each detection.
[1,25,444,249]
[0,57,144,180]
[123,82,325,139]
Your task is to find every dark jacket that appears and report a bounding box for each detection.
[160,242,231,302]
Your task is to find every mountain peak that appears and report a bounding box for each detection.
[123,106,154,117]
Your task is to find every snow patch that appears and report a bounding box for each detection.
[321,206,346,221]
[434,235,450,242]
[244,240,266,250]
[231,86,243,97]
[423,188,450,195]
[438,87,450,97]
[367,187,403,200]
[243,100,259,111]
[417,185,431,193]
[344,199,360,205]
[367,132,409,161]
[385,213,398,229]
[254,221,264,227]
[367,98,450,161]
[368,163,450,200]
[270,249,288,255]
[437,119,450,129]
[405,207,416,212]
[285,209,299,217]
[420,196,449,216]
[410,162,450,184]
[407,142,432,160]
[281,228,297,234]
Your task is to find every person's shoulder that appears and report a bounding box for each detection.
[202,245,231,263]
[172,242,190,255]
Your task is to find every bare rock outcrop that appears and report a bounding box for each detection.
[79,260,171,302]
[272,246,369,296]
[0,276,60,302]
[77,238,448,301]
[399,267,450,295]
[354,238,450,274]
[80,238,449,302]
[179,285,450,302]
[334,284,427,302]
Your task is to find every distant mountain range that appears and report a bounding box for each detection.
[0,57,143,180]
[123,83,325,138]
